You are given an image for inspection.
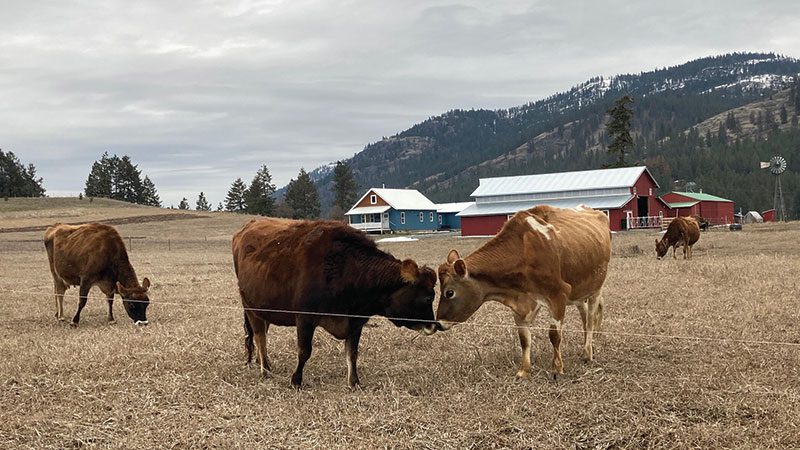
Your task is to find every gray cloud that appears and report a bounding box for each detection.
[1,0,798,206]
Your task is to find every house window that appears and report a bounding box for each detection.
[429,212,434,222]
[370,194,377,204]
[361,214,366,223]
[438,215,443,225]
[400,212,405,224]
[419,212,424,222]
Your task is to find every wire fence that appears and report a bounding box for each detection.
[4,286,800,349]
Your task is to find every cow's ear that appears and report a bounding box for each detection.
[446,249,461,264]
[400,259,420,283]
[116,281,127,295]
[453,259,468,278]
[141,277,151,290]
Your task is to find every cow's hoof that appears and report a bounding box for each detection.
[56,316,65,322]
[515,369,530,379]
[69,321,78,328]
[349,382,363,391]
[107,319,117,325]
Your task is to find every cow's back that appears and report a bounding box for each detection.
[666,217,700,245]
[233,218,334,321]
[514,206,611,300]
[45,223,128,285]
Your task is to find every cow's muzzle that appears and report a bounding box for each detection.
[421,322,444,335]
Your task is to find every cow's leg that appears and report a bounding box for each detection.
[513,307,537,378]
[53,281,67,321]
[548,295,567,377]
[101,287,116,324]
[576,300,591,361]
[246,312,271,376]
[580,294,602,361]
[70,280,91,327]
[672,244,678,259]
[291,319,316,388]
[345,321,366,388]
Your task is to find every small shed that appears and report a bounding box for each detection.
[659,191,735,225]
[743,211,763,223]
[435,202,473,230]
[761,209,775,222]
[346,188,438,233]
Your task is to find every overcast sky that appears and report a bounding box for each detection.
[2,0,799,207]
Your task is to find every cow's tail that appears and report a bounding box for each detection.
[243,311,254,364]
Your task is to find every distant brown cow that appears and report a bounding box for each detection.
[232,218,440,388]
[655,216,700,260]
[44,223,151,326]
[436,205,612,378]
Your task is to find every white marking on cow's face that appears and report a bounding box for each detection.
[526,216,554,240]
[135,320,148,326]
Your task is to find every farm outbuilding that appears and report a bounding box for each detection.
[346,188,438,233]
[435,202,473,230]
[659,191,735,225]
[457,166,661,235]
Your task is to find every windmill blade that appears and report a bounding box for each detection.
[760,162,771,169]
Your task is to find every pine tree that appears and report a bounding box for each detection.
[216,202,224,212]
[196,192,211,211]
[285,168,320,219]
[140,176,161,207]
[244,165,276,216]
[0,150,46,197]
[332,160,358,212]
[605,95,634,167]
[84,152,115,198]
[225,178,248,212]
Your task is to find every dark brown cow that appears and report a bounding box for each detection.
[691,215,710,231]
[436,205,612,378]
[44,223,151,326]
[655,216,700,260]
[232,218,440,388]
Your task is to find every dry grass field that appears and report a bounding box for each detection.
[1,199,799,449]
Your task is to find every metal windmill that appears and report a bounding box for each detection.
[760,156,787,221]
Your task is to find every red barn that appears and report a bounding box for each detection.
[762,209,775,222]
[659,191,735,225]
[458,166,661,235]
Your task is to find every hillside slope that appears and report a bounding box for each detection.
[305,52,800,210]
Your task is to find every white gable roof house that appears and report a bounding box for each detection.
[346,188,438,232]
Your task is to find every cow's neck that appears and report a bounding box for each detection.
[115,258,139,288]
[465,236,528,305]
[346,253,404,313]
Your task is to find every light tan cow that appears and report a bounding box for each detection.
[436,205,612,378]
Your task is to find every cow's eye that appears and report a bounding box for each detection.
[445,290,455,299]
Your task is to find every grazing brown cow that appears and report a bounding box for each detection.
[232,218,440,388]
[655,216,700,260]
[437,205,612,378]
[44,223,151,326]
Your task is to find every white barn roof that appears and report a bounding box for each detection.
[346,188,437,216]
[470,166,656,197]
[458,195,633,217]
[435,202,474,214]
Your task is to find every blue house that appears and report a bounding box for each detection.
[436,202,473,230]
[346,188,438,233]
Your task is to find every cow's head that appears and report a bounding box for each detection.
[386,259,440,335]
[117,277,151,325]
[654,239,668,260]
[435,249,483,330]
